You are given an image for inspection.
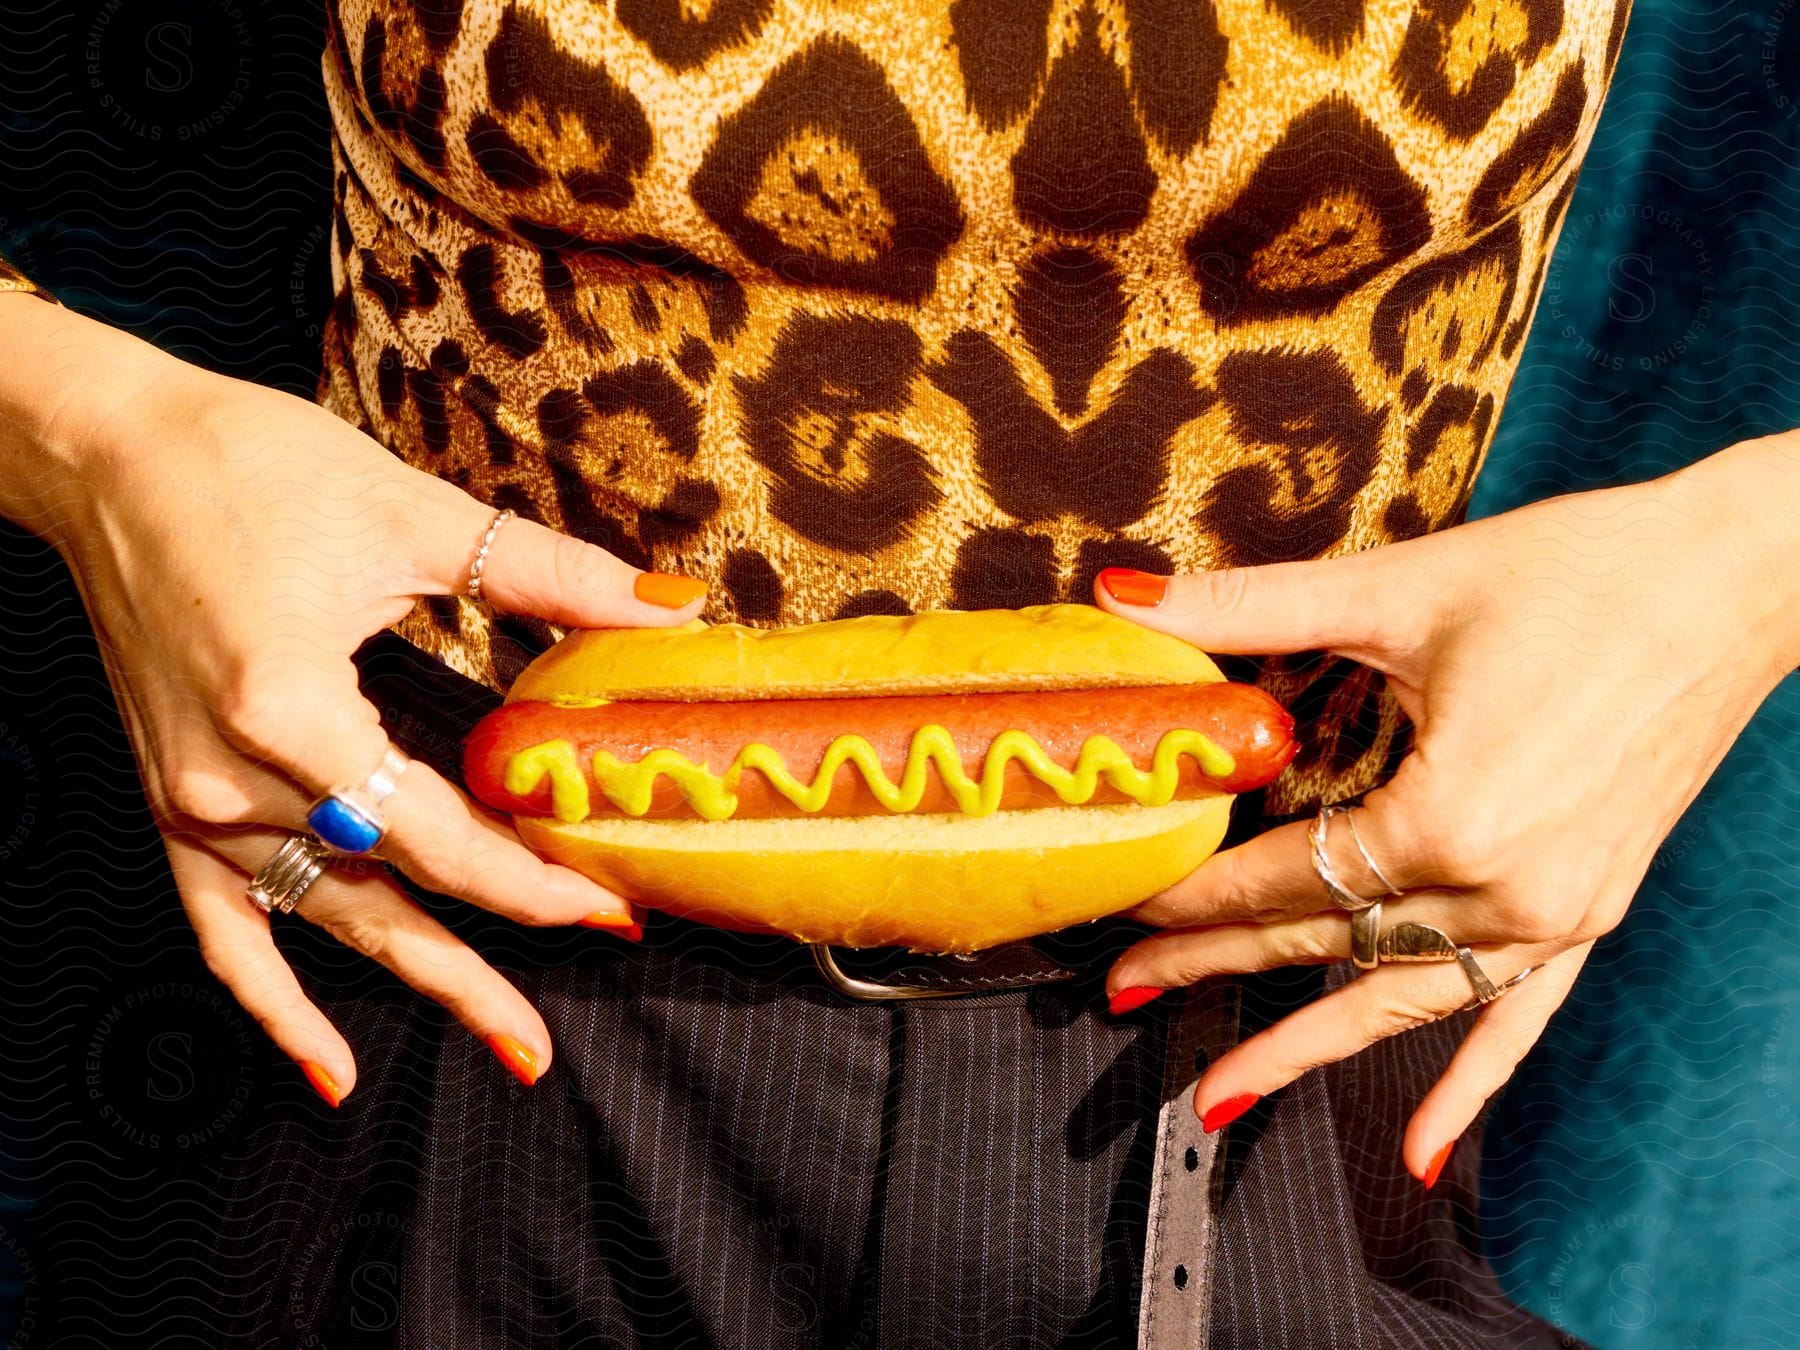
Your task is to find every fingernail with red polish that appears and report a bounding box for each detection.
[486,1034,543,1087]
[1421,1140,1455,1190]
[300,1061,344,1109]
[1108,985,1166,1016]
[1200,1092,1260,1133]
[634,572,707,609]
[577,912,643,942]
[1098,568,1169,607]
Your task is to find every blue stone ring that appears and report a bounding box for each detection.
[307,745,410,855]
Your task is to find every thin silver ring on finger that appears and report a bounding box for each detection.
[1459,962,1536,1012]
[1343,807,1401,895]
[246,833,333,916]
[467,507,515,603]
[307,744,410,855]
[1311,803,1380,912]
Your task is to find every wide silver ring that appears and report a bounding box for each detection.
[1350,901,1383,971]
[1311,804,1380,912]
[1365,918,1536,1009]
[246,834,332,916]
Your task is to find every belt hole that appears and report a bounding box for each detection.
[1174,1264,1189,1290]
[1184,1146,1198,1172]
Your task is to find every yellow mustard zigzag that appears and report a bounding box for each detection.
[503,727,1235,823]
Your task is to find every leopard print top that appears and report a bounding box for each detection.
[5,0,1631,817]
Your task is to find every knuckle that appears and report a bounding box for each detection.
[551,533,622,604]
[1503,906,1569,946]
[216,677,296,761]
[1487,1016,1543,1065]
[163,765,253,824]
[321,910,391,962]
[1163,957,1214,988]
[1570,894,1629,944]
[1358,988,1442,1043]
[1186,567,1251,624]
[1292,922,1343,964]
[394,837,470,903]
[1565,913,1610,946]
[1420,818,1510,887]
[1136,936,1207,988]
[194,930,241,988]
[507,895,570,927]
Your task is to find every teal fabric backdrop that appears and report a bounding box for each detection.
[1476,2,1800,1345]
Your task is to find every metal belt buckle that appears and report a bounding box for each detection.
[809,942,1080,1002]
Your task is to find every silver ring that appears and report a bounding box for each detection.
[1349,910,1536,1009]
[1350,901,1382,971]
[1310,804,1379,912]
[1459,961,1536,1011]
[307,744,410,855]
[1367,919,1535,1009]
[246,834,332,916]
[1344,808,1401,895]
[360,744,409,805]
[468,508,515,603]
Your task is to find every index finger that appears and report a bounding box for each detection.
[216,669,639,929]
[377,756,642,929]
[412,484,707,628]
[1132,787,1423,927]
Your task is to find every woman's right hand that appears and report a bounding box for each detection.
[0,294,707,1105]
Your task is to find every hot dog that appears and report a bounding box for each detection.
[467,682,1291,821]
[464,603,1296,953]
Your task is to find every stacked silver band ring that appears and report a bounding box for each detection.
[246,835,333,916]
[1309,805,1381,912]
[1344,809,1400,895]
[307,744,410,855]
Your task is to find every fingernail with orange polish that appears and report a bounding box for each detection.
[300,1061,345,1109]
[1200,1092,1260,1133]
[578,912,643,942]
[486,1034,543,1087]
[1108,985,1166,1016]
[1097,568,1169,607]
[1421,1140,1455,1190]
[634,572,707,609]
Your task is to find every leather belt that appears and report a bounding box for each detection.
[1138,979,1238,1348]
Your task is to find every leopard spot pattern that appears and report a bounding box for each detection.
[319,0,1626,814]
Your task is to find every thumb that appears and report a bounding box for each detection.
[421,492,707,629]
[1092,554,1418,666]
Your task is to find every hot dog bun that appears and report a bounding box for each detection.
[471,604,1294,954]
[517,798,1233,952]
[506,602,1220,701]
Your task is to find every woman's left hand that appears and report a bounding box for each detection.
[1095,434,1800,1186]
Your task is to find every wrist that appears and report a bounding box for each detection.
[1662,431,1800,683]
[0,292,190,550]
